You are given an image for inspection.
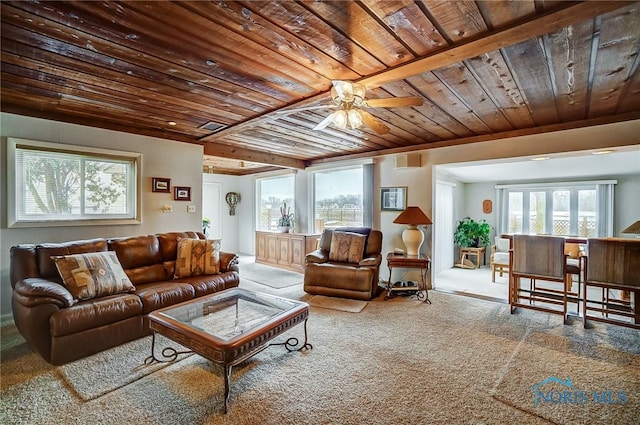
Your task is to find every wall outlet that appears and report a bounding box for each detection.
[162,204,173,213]
[187,205,196,213]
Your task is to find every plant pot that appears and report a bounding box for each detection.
[278,226,290,233]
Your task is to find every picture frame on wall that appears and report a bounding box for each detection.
[380,187,407,211]
[174,186,191,201]
[152,177,171,193]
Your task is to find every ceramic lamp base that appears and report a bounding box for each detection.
[402,225,424,256]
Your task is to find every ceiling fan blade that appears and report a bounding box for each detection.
[364,97,423,108]
[313,112,338,131]
[275,104,335,114]
[360,110,390,134]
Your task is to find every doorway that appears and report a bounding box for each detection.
[202,182,222,239]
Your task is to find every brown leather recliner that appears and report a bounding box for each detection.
[303,227,383,301]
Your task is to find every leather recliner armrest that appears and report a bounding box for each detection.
[305,250,329,264]
[13,278,74,308]
[359,254,382,267]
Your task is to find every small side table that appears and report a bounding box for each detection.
[459,247,486,269]
[385,253,431,303]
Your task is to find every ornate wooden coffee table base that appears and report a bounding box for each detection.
[146,288,312,413]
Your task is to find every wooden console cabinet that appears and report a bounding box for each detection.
[255,231,321,273]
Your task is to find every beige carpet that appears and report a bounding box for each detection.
[308,295,368,313]
[2,290,638,425]
[492,327,640,424]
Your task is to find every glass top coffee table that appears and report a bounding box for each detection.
[146,288,311,413]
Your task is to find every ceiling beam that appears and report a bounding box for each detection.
[202,142,306,169]
[203,1,632,145]
[307,113,640,166]
[359,1,633,88]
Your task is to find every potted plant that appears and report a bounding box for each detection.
[277,202,294,233]
[202,217,211,237]
[454,217,492,248]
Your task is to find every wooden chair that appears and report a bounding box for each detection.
[583,238,640,329]
[564,242,584,314]
[490,237,511,282]
[509,235,569,323]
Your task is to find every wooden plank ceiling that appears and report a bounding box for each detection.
[2,1,639,175]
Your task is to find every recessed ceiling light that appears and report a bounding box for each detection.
[531,156,550,161]
[167,121,177,126]
[592,150,613,155]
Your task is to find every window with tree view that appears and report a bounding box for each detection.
[257,174,294,231]
[9,139,139,226]
[314,167,363,229]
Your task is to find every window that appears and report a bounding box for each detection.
[8,138,140,227]
[256,174,294,231]
[499,183,603,237]
[313,166,364,229]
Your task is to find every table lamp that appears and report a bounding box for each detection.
[393,206,432,256]
[621,220,640,238]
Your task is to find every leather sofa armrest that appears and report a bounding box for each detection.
[13,278,74,308]
[306,250,329,264]
[359,254,382,267]
[220,252,239,273]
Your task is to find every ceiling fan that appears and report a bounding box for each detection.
[280,80,423,135]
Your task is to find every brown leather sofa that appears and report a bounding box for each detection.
[303,227,383,300]
[10,231,239,365]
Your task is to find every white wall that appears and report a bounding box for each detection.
[1,113,204,319]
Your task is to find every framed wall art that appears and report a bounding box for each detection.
[174,186,191,201]
[152,177,171,193]
[380,187,407,211]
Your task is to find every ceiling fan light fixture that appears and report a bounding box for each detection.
[331,80,366,106]
[352,83,366,106]
[332,110,348,129]
[347,109,363,129]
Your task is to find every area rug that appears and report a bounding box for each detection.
[308,295,368,313]
[57,334,192,401]
[491,327,640,424]
[240,262,303,289]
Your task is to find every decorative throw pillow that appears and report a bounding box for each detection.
[329,231,366,263]
[174,238,220,278]
[52,251,135,301]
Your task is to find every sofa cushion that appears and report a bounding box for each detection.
[174,238,220,278]
[495,237,510,253]
[36,239,108,281]
[329,232,366,263]
[304,263,374,292]
[50,293,143,337]
[157,231,202,262]
[108,235,162,270]
[134,281,196,314]
[52,252,135,301]
[175,272,240,297]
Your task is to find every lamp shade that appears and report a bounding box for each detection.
[621,220,640,234]
[393,206,432,225]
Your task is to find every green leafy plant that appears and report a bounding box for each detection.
[278,202,294,227]
[454,217,492,248]
[202,217,211,234]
